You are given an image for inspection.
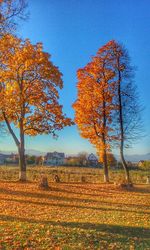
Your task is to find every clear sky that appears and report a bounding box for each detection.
[0,0,150,155]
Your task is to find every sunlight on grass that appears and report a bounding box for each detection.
[0,176,150,249]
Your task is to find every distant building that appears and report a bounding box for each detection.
[0,154,8,164]
[0,153,18,164]
[10,153,19,163]
[45,152,65,166]
[138,160,144,167]
[87,153,98,167]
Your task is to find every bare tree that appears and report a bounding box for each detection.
[110,41,143,183]
[77,152,88,166]
[0,0,28,35]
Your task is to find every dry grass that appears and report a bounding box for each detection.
[0,165,149,184]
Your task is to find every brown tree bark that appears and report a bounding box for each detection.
[117,60,130,184]
[18,122,26,181]
[103,144,109,183]
[3,111,27,181]
[102,97,109,183]
[120,144,130,183]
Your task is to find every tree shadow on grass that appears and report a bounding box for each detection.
[64,183,150,195]
[0,214,150,239]
[1,197,150,215]
[50,185,150,199]
[0,187,149,211]
[0,186,150,212]
[0,187,98,203]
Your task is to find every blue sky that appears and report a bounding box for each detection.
[0,0,150,155]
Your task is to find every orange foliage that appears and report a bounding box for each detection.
[0,34,72,136]
[73,41,117,163]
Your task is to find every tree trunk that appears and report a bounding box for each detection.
[18,145,26,181]
[18,120,26,181]
[102,91,109,183]
[103,147,109,183]
[117,60,130,184]
[2,108,27,181]
[120,145,130,183]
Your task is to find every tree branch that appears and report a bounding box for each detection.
[2,111,20,147]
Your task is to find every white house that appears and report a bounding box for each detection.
[45,152,65,166]
[87,153,98,167]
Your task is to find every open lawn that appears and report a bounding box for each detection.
[0,166,149,184]
[0,173,150,249]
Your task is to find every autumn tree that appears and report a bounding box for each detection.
[73,42,117,183]
[0,34,72,181]
[0,0,27,35]
[73,40,141,183]
[0,0,28,135]
[107,41,142,183]
[77,152,88,166]
[106,152,117,168]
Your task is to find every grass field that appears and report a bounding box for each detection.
[0,166,150,249]
[0,165,149,184]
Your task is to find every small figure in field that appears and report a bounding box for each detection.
[54,174,60,183]
[146,176,150,184]
[36,156,45,166]
[39,176,49,189]
[114,181,133,190]
[81,176,86,183]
